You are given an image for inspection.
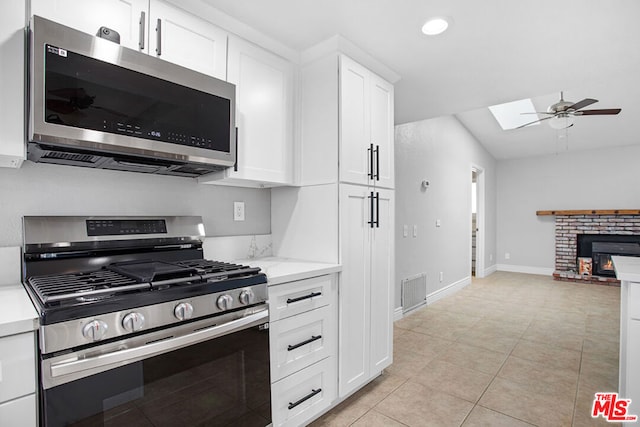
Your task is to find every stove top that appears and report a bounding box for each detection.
[29,259,262,305]
[22,216,269,351]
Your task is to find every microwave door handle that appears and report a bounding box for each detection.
[138,11,146,51]
[155,18,162,56]
[49,309,268,380]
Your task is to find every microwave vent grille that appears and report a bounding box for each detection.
[42,151,101,164]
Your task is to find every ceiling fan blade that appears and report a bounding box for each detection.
[520,112,554,115]
[515,115,555,129]
[574,108,621,116]
[568,98,598,111]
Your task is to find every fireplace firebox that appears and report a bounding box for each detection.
[577,235,640,278]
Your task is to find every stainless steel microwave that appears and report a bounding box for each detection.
[28,15,236,177]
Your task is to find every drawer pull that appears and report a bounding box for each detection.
[287,335,322,351]
[287,292,322,304]
[288,388,322,410]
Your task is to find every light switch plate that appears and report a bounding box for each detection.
[403,225,408,237]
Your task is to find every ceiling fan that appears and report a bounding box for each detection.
[517,92,621,129]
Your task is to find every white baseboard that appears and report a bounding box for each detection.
[483,264,498,276]
[496,264,554,276]
[426,276,471,305]
[393,307,403,322]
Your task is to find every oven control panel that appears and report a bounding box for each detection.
[40,283,268,354]
[86,219,167,236]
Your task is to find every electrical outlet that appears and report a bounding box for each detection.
[403,225,408,238]
[439,271,444,282]
[233,201,245,221]
[505,252,510,260]
[436,219,441,227]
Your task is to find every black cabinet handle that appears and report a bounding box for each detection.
[375,191,380,228]
[138,11,146,50]
[287,335,322,351]
[286,291,321,304]
[367,143,374,179]
[155,19,162,56]
[288,388,322,410]
[368,192,375,228]
[375,145,380,181]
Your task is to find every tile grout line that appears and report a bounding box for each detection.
[459,320,524,426]
[571,338,586,427]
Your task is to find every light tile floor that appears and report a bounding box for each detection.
[310,272,621,427]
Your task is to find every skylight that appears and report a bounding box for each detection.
[488,98,539,130]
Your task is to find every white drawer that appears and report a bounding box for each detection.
[271,357,337,427]
[0,332,36,403]
[269,275,335,321]
[270,305,335,381]
[0,394,37,427]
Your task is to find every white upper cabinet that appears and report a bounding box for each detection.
[200,35,294,187]
[31,0,228,80]
[339,55,394,189]
[31,0,149,52]
[147,0,227,80]
[370,74,394,189]
[340,56,371,186]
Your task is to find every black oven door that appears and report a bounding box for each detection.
[40,311,271,427]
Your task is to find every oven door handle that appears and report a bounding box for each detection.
[49,309,268,379]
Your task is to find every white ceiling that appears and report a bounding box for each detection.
[201,0,640,159]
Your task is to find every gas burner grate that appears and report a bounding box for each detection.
[28,270,150,304]
[176,259,246,274]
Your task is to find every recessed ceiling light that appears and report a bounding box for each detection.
[421,17,450,36]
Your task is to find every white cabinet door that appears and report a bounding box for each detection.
[0,394,37,427]
[148,0,227,80]
[31,0,148,52]
[0,0,25,168]
[339,56,370,186]
[338,185,371,397]
[0,332,36,403]
[339,55,394,189]
[370,188,394,371]
[370,75,394,189]
[203,35,294,186]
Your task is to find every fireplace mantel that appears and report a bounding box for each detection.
[537,209,640,216]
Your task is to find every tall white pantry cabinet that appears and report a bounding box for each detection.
[273,50,395,403]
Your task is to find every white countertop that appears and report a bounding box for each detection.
[613,256,640,283]
[0,284,39,337]
[236,257,341,285]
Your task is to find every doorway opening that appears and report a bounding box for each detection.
[471,166,485,278]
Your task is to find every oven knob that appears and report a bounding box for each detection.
[239,289,255,305]
[82,320,109,341]
[122,312,145,332]
[174,302,194,321]
[216,294,233,310]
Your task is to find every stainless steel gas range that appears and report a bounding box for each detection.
[22,216,271,427]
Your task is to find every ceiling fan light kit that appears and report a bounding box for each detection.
[549,114,574,130]
[516,91,621,129]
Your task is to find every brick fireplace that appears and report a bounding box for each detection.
[538,210,640,285]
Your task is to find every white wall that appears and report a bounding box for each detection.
[394,115,497,309]
[497,144,640,273]
[0,161,271,247]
